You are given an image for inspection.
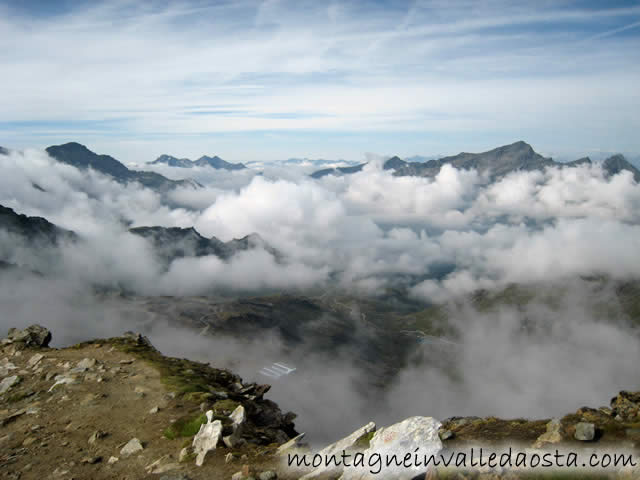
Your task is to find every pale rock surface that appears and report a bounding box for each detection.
[533,418,564,448]
[120,438,144,456]
[192,410,222,467]
[342,417,442,480]
[0,375,20,394]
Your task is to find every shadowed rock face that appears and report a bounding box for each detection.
[46,142,200,192]
[0,204,76,247]
[603,154,640,183]
[149,154,246,170]
[128,227,279,266]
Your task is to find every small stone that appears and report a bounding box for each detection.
[149,406,160,414]
[146,456,181,474]
[48,374,76,392]
[0,375,20,394]
[120,359,135,364]
[259,471,278,480]
[574,422,596,441]
[82,456,102,464]
[533,418,564,448]
[179,447,191,462]
[107,456,119,464]
[27,353,44,367]
[120,437,144,456]
[0,358,17,376]
[88,430,108,444]
[78,358,97,369]
[439,430,454,441]
[231,472,244,480]
[225,453,234,464]
[84,373,103,382]
[223,430,246,448]
[22,436,36,446]
[229,405,246,429]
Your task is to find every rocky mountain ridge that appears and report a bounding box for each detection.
[149,154,246,171]
[310,141,640,182]
[0,325,296,480]
[0,204,278,275]
[44,143,202,193]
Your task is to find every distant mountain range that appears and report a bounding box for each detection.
[310,163,367,179]
[310,141,640,182]
[149,154,246,170]
[43,143,201,192]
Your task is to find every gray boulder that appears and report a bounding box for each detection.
[120,438,144,456]
[341,416,442,480]
[4,325,52,347]
[192,410,222,467]
[0,375,21,394]
[574,422,595,441]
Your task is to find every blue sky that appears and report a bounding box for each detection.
[0,0,639,163]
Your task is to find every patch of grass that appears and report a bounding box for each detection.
[444,417,549,445]
[212,399,240,414]
[164,413,208,440]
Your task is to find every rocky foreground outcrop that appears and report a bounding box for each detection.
[2,325,640,480]
[0,326,296,480]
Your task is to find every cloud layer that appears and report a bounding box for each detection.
[2,147,640,443]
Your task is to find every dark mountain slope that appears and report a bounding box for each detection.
[602,154,640,183]
[0,204,76,246]
[129,227,280,266]
[46,143,200,192]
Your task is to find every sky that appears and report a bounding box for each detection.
[1,0,640,163]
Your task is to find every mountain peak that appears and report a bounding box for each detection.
[602,154,640,183]
[46,143,198,192]
[383,156,407,170]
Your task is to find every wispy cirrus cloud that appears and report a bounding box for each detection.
[1,0,639,161]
